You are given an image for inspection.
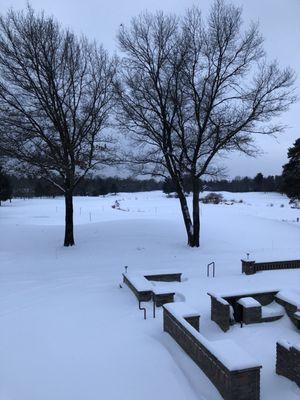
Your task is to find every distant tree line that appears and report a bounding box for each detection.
[204,173,283,193]
[7,175,162,198]
[162,173,283,194]
[4,172,283,200]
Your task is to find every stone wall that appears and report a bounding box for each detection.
[210,295,231,332]
[276,342,300,387]
[242,259,300,275]
[163,307,261,400]
[144,273,182,282]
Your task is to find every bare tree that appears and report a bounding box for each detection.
[0,7,116,246]
[116,0,296,247]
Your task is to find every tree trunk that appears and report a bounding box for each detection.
[192,178,200,247]
[174,181,194,246]
[64,190,75,246]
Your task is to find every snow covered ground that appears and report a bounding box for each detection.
[0,191,299,400]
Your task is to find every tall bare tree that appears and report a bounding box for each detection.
[116,0,296,247]
[0,7,116,246]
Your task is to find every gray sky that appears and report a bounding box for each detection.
[1,0,300,178]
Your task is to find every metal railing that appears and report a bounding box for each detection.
[207,261,216,277]
[139,301,147,320]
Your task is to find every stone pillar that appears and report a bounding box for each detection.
[241,260,256,275]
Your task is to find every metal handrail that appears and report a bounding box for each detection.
[139,301,147,320]
[207,261,216,277]
[152,294,156,318]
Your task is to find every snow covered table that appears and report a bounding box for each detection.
[208,289,281,331]
[237,297,261,325]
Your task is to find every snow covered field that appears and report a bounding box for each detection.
[0,191,300,400]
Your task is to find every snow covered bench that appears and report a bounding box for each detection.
[208,289,282,331]
[276,291,300,329]
[122,271,180,305]
[163,303,262,400]
[276,340,300,387]
[237,297,284,325]
[123,273,153,302]
[242,259,300,275]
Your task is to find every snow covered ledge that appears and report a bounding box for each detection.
[163,303,262,400]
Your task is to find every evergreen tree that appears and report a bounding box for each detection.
[281,139,300,200]
[253,173,264,192]
[110,182,119,195]
[0,169,12,205]
[162,178,176,194]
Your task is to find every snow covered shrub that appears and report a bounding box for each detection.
[201,193,224,204]
[290,199,300,209]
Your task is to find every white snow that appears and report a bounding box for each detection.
[277,339,292,350]
[164,302,200,319]
[1,191,300,400]
[261,302,285,318]
[276,290,300,309]
[152,286,174,295]
[212,295,230,306]
[123,273,153,292]
[237,297,261,308]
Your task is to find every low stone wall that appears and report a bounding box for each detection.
[242,259,300,275]
[163,306,262,400]
[144,272,182,282]
[276,341,300,387]
[210,295,231,332]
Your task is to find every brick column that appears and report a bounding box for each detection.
[241,260,256,275]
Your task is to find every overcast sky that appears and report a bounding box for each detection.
[1,0,299,178]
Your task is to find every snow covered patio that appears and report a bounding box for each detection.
[0,191,300,400]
